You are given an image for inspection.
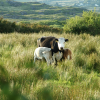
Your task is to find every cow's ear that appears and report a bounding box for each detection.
[55,38,58,42]
[65,39,68,42]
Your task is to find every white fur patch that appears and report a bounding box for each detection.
[58,38,65,50]
[67,55,70,60]
[54,51,63,61]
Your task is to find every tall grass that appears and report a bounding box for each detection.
[0,32,100,100]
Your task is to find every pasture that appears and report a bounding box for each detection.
[0,32,100,100]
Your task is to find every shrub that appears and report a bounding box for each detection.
[0,17,62,33]
[0,17,16,33]
[63,11,100,35]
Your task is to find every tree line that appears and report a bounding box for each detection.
[0,17,62,33]
[0,11,100,35]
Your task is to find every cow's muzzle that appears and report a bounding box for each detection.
[60,47,63,51]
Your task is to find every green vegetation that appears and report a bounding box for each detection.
[1,10,100,35]
[0,1,100,99]
[63,11,100,35]
[0,18,62,33]
[0,33,100,100]
[38,20,66,28]
[0,0,87,25]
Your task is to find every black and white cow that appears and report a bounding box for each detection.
[37,36,68,65]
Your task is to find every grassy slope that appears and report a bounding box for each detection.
[0,32,100,100]
[0,1,87,23]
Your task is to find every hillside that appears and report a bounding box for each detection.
[0,32,100,100]
[15,0,79,6]
[14,0,100,7]
[0,0,87,24]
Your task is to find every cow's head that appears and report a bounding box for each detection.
[55,38,68,51]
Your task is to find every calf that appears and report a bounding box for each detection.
[62,48,72,60]
[34,47,53,66]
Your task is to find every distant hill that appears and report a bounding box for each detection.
[14,0,100,7]
[13,0,81,7]
[0,0,88,24]
[13,0,100,13]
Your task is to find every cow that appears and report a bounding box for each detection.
[37,36,68,51]
[34,47,54,66]
[37,36,68,65]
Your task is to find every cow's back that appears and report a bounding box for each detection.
[39,36,59,52]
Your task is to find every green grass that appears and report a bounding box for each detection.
[0,32,100,100]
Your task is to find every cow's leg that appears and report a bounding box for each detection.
[50,57,54,65]
[52,53,57,66]
[51,50,53,56]
[60,57,63,61]
[45,58,50,66]
[52,54,55,62]
[34,56,36,63]
[55,59,57,66]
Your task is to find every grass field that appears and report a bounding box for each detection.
[0,32,100,100]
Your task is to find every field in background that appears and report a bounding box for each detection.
[0,0,87,28]
[0,32,100,100]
